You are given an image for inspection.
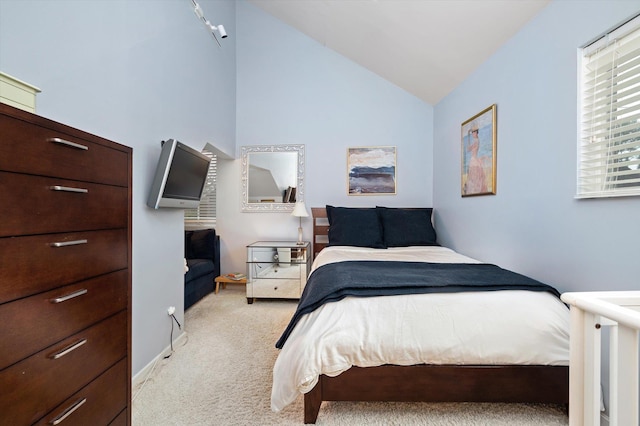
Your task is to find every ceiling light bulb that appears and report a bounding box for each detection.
[217,24,227,38]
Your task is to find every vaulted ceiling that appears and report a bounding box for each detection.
[248,0,551,105]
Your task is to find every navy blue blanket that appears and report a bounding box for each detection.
[275,260,561,349]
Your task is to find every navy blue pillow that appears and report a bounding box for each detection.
[326,206,386,248]
[376,207,438,247]
[185,231,194,259]
[190,229,216,259]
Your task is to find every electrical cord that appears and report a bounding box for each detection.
[164,313,182,359]
[132,355,159,402]
[132,313,186,401]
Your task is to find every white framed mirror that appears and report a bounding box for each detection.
[241,144,305,212]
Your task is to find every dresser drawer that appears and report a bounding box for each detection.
[35,359,127,426]
[0,171,128,237]
[0,311,127,425]
[0,229,128,304]
[0,270,128,370]
[109,410,129,426]
[0,113,129,186]
[249,278,301,299]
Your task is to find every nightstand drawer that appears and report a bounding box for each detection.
[249,278,300,299]
[255,264,304,280]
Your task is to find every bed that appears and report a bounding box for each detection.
[271,206,570,424]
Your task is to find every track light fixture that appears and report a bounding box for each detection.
[191,0,227,47]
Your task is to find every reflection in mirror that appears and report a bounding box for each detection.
[248,152,297,202]
[241,145,305,212]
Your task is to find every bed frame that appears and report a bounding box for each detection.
[303,207,569,424]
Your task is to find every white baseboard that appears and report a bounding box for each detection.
[132,330,188,399]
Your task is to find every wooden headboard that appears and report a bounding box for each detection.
[311,207,329,258]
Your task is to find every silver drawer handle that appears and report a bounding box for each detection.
[50,185,89,193]
[49,398,87,425]
[51,289,88,304]
[51,239,88,248]
[50,339,87,360]
[49,137,89,151]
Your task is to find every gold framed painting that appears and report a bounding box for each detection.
[348,146,396,195]
[461,104,496,197]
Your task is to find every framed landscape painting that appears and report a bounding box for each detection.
[348,146,396,195]
[461,104,497,197]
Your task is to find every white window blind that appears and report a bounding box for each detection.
[185,150,216,224]
[578,14,640,198]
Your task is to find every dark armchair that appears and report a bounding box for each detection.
[184,229,220,310]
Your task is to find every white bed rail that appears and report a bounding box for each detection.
[561,291,640,426]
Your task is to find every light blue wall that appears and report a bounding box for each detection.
[433,0,640,413]
[0,0,236,376]
[215,1,433,274]
[434,0,640,294]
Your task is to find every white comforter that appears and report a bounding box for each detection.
[271,246,570,412]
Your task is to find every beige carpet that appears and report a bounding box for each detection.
[132,286,568,425]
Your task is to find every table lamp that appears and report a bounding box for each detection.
[291,201,309,245]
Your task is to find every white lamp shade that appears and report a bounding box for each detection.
[291,201,309,218]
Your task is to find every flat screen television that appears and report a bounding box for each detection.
[147,139,211,209]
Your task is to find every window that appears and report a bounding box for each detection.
[578,14,640,198]
[185,149,216,226]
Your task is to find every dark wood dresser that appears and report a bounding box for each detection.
[0,102,132,425]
